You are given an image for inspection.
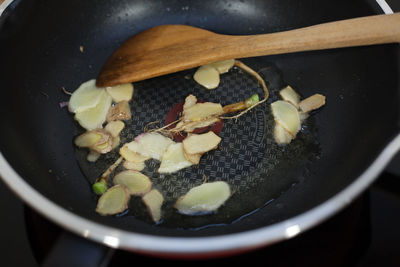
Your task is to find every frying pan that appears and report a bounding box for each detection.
[0,0,399,261]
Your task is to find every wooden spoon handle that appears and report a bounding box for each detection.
[97,13,399,86]
[226,13,400,59]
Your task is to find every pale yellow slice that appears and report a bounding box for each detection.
[119,145,150,162]
[175,181,231,215]
[125,133,174,161]
[95,185,130,216]
[183,94,197,111]
[180,118,220,133]
[193,65,220,89]
[105,121,125,137]
[142,189,164,222]
[210,59,235,74]
[68,79,104,113]
[279,86,301,108]
[271,100,301,137]
[111,136,120,150]
[106,83,134,102]
[273,123,293,145]
[87,150,101,162]
[183,150,202,165]
[158,143,193,173]
[74,130,105,147]
[299,94,326,113]
[182,131,221,155]
[123,160,146,171]
[183,102,223,122]
[113,170,152,196]
[74,90,112,130]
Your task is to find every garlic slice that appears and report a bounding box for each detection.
[271,100,301,137]
[74,90,112,130]
[175,181,231,215]
[106,83,134,102]
[95,185,130,216]
[193,65,220,89]
[68,79,104,113]
[142,189,164,223]
[113,170,152,196]
[158,143,193,173]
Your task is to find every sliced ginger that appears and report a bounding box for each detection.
[273,86,326,144]
[106,100,131,122]
[193,65,220,89]
[271,100,301,138]
[125,132,173,161]
[183,150,202,165]
[279,86,301,109]
[183,102,223,122]
[182,131,221,155]
[123,160,145,171]
[106,83,133,102]
[299,94,326,113]
[158,143,193,173]
[119,145,150,162]
[209,59,235,74]
[105,120,125,137]
[273,123,293,145]
[113,170,152,196]
[68,79,104,113]
[193,59,235,89]
[142,189,164,223]
[74,90,112,130]
[175,181,231,215]
[95,185,130,216]
[74,130,113,154]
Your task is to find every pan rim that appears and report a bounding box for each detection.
[1,133,399,255]
[1,0,398,256]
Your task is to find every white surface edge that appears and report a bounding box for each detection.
[376,0,394,14]
[0,0,398,255]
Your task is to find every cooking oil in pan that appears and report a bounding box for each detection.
[75,60,321,229]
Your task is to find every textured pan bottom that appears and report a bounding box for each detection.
[75,59,320,228]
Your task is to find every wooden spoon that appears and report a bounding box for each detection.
[96,13,400,87]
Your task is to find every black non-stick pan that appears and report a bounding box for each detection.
[0,0,399,260]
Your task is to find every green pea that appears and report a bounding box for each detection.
[92,180,107,195]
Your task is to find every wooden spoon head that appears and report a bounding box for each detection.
[96,25,225,87]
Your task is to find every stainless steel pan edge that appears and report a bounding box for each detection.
[1,133,400,255]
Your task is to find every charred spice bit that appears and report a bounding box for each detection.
[40,91,49,99]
